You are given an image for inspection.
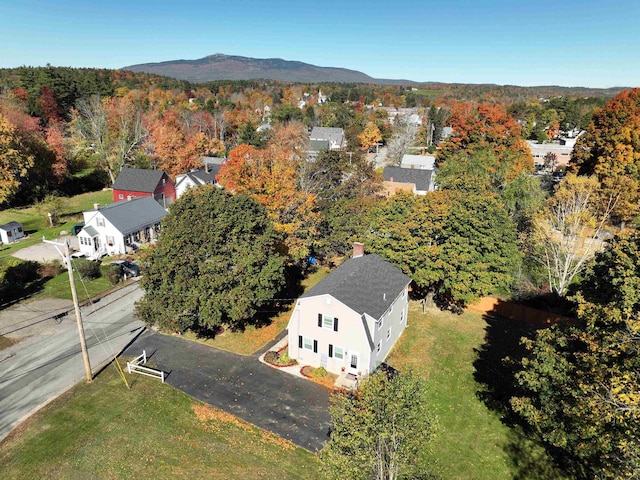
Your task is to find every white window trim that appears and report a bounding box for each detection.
[322,314,334,330]
[303,337,314,351]
[334,346,344,360]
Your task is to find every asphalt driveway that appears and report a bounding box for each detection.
[123,331,332,452]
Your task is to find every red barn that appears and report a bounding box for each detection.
[112,167,176,209]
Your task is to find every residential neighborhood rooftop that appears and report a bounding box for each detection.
[383,166,434,192]
[112,167,170,193]
[301,253,411,319]
[92,196,167,236]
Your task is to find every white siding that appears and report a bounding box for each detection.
[287,288,409,377]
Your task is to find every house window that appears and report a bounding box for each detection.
[318,314,338,331]
[377,341,381,353]
[386,328,391,340]
[17,227,22,233]
[106,236,115,246]
[162,178,166,186]
[334,346,344,360]
[401,310,404,323]
[118,194,124,200]
[97,218,105,227]
[378,317,383,330]
[7,231,11,237]
[301,337,317,353]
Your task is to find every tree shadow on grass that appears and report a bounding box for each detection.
[473,313,569,478]
[504,428,568,480]
[473,313,538,424]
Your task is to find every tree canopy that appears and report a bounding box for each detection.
[320,369,436,480]
[512,231,640,478]
[570,88,640,223]
[368,190,520,308]
[135,186,285,332]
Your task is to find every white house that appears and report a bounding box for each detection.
[0,221,25,244]
[309,127,346,151]
[77,197,167,258]
[383,166,436,196]
[401,154,436,170]
[287,243,411,378]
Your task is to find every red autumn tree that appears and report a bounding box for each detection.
[438,101,533,182]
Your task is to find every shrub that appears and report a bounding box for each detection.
[38,260,64,279]
[264,350,298,367]
[73,258,101,280]
[105,264,123,285]
[3,260,41,285]
[312,366,328,378]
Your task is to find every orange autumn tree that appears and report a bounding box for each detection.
[147,108,221,176]
[438,101,533,183]
[570,88,640,223]
[218,124,320,260]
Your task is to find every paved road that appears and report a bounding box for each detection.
[124,331,332,452]
[0,283,145,442]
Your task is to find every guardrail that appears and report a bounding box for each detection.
[126,350,165,383]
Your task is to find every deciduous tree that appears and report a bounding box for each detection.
[532,174,616,296]
[0,114,34,205]
[512,232,640,479]
[570,88,640,223]
[135,186,285,332]
[320,370,436,480]
[438,101,533,181]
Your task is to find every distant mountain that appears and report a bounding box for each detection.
[121,54,415,85]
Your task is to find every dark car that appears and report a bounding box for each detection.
[110,260,141,278]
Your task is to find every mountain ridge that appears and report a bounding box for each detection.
[121,53,417,85]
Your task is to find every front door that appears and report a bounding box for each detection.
[348,351,360,375]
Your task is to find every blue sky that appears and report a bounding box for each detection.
[1,0,638,88]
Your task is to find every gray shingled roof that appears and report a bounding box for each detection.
[383,166,433,192]
[112,167,171,193]
[191,166,220,183]
[0,221,22,231]
[301,254,411,320]
[96,196,167,235]
[309,127,344,145]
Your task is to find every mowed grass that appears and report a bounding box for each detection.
[0,364,321,480]
[0,190,113,261]
[183,267,330,355]
[386,302,554,480]
[34,267,114,301]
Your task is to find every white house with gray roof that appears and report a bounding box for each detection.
[309,127,345,151]
[287,243,411,377]
[383,166,435,195]
[77,197,167,258]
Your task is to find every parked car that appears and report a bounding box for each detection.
[109,260,141,278]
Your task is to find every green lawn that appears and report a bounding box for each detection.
[34,267,115,301]
[386,302,562,480]
[0,364,320,479]
[182,267,330,355]
[0,190,113,261]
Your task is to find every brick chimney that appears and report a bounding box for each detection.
[205,161,210,173]
[352,242,364,258]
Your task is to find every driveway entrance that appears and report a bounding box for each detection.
[123,331,332,451]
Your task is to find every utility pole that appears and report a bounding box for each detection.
[43,237,92,383]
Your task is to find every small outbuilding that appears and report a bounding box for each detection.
[0,221,25,244]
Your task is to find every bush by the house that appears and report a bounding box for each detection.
[73,258,101,280]
[264,350,298,367]
[105,264,123,285]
